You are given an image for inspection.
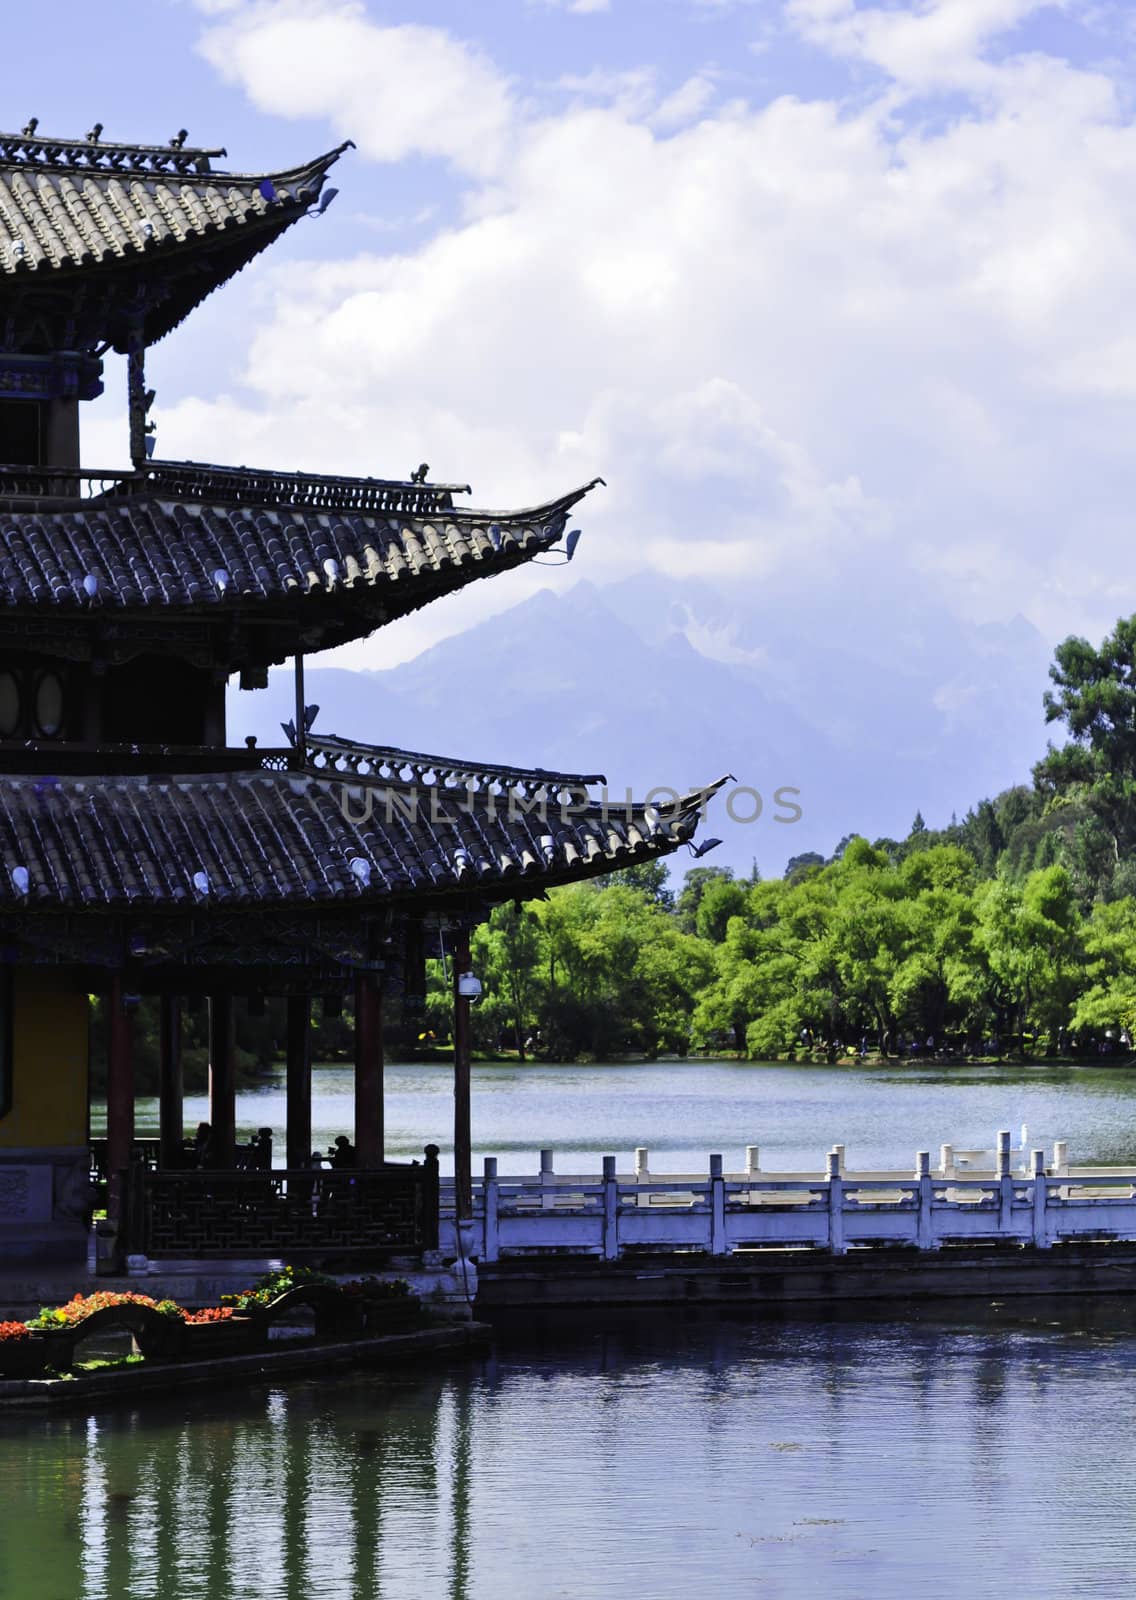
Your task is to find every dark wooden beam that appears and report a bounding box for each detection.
[286,994,312,1171]
[158,994,183,1170]
[354,971,384,1167]
[106,974,135,1222]
[208,992,236,1168]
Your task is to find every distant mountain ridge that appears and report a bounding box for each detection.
[228,575,1054,875]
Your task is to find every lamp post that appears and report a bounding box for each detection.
[452,929,476,1220]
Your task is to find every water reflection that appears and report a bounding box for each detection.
[4,1304,1136,1599]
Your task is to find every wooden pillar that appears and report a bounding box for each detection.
[126,313,148,466]
[208,992,236,1168]
[202,675,227,747]
[106,975,134,1222]
[158,994,183,1169]
[354,972,384,1167]
[452,929,473,1220]
[286,994,312,1171]
[403,918,426,1049]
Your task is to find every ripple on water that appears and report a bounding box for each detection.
[3,1310,1135,1600]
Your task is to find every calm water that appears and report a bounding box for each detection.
[4,1304,1136,1599]
[60,1064,1136,1593]
[94,1057,1136,1173]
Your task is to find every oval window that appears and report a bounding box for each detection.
[0,672,19,738]
[34,671,64,738]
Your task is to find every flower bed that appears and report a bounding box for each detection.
[0,1322,49,1379]
[0,1274,425,1379]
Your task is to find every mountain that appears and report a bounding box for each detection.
[227,576,1055,875]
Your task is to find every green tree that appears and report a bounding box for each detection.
[1070,898,1136,1039]
[472,902,544,1058]
[975,867,1082,1054]
[1033,617,1136,888]
[675,866,734,933]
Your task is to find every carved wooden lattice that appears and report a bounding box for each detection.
[126,1162,438,1257]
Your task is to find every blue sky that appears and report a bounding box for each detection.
[5,0,1136,683]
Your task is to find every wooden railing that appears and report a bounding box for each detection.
[120,1148,439,1259]
[90,1132,272,1188]
[465,1136,1136,1262]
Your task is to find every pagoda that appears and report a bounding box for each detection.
[0,126,719,1268]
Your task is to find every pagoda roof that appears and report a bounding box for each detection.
[0,750,723,914]
[0,463,601,664]
[0,130,348,349]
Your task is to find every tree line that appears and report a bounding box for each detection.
[450,614,1136,1061]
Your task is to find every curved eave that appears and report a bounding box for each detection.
[0,479,602,662]
[0,143,350,347]
[0,772,728,916]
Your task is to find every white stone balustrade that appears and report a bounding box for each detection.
[447,1136,1136,1264]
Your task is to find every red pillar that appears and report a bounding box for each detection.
[208,992,236,1168]
[106,975,135,1222]
[354,973,384,1167]
[286,994,312,1171]
[158,994,183,1169]
[452,929,473,1220]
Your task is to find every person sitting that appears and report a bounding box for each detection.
[193,1121,213,1169]
[328,1135,357,1169]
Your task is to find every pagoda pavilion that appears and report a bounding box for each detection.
[0,127,719,1268]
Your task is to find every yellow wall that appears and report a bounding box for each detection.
[0,970,88,1148]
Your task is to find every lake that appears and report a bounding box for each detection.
[93,1057,1136,1173]
[32,1061,1136,1595]
[3,1300,1136,1599]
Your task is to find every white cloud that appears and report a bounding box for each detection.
[197,2,515,177]
[650,73,720,130]
[164,0,1136,667]
[786,0,1067,91]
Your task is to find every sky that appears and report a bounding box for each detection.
[5,0,1136,678]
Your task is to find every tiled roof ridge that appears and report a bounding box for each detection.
[0,464,602,520]
[0,766,728,911]
[0,479,595,654]
[0,131,353,182]
[305,732,608,791]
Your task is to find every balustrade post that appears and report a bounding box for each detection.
[916,1151,936,1249]
[634,1148,650,1209]
[831,1144,845,1174]
[709,1153,726,1256]
[483,1156,499,1264]
[602,1155,619,1261]
[540,1147,556,1210]
[422,1144,441,1252]
[996,1130,1014,1234]
[939,1143,953,1177]
[745,1145,760,1177]
[1031,1150,1050,1249]
[827,1151,846,1255]
[1053,1140,1068,1177]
